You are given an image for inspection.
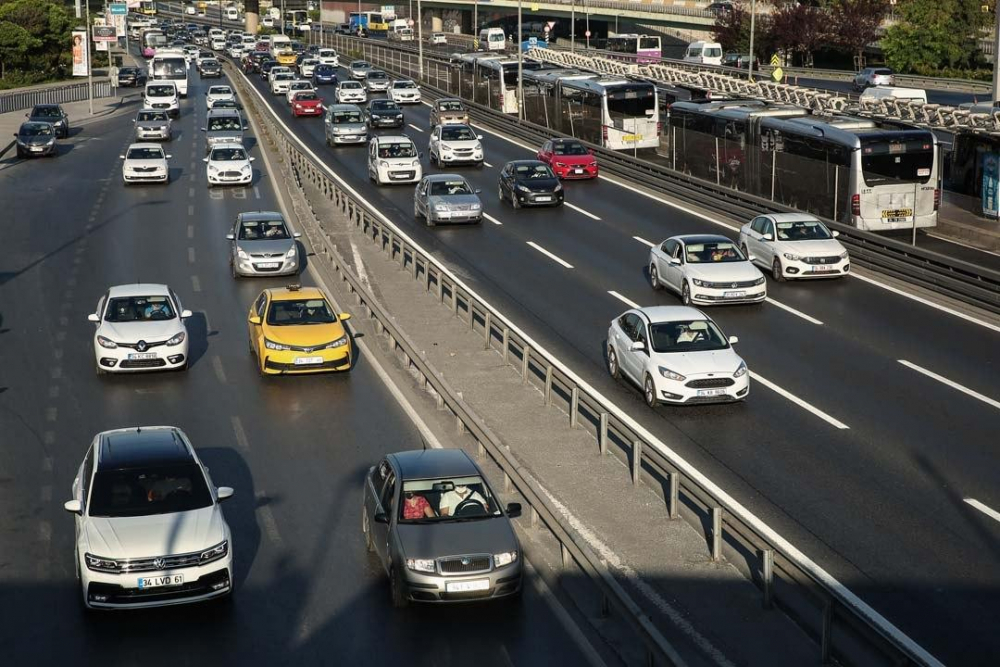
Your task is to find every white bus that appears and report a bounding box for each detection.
[150,53,190,97]
[479,28,506,52]
[455,54,545,115]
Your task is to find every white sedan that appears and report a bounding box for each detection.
[88,283,191,373]
[739,213,850,281]
[389,79,421,104]
[285,80,314,104]
[299,58,320,78]
[648,234,766,306]
[120,143,171,185]
[270,72,296,95]
[336,80,367,104]
[204,143,254,187]
[64,425,234,609]
[206,84,236,109]
[607,306,749,406]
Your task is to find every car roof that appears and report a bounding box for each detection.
[19,121,52,130]
[107,283,171,297]
[508,160,547,167]
[209,142,246,151]
[267,285,326,301]
[761,213,822,223]
[425,173,469,182]
[31,104,61,111]
[673,234,733,244]
[390,449,479,480]
[97,427,194,470]
[207,108,241,118]
[125,142,165,151]
[636,305,707,323]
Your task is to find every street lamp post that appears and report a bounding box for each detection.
[747,0,756,81]
[417,0,423,79]
[473,0,478,46]
[992,3,1000,104]
[517,0,523,120]
[570,0,575,53]
[585,0,589,50]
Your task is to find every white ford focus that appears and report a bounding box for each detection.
[204,142,254,187]
[89,283,192,374]
[648,234,766,306]
[607,306,749,406]
[64,426,234,609]
[738,213,850,281]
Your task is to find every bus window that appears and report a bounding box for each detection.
[860,140,934,185]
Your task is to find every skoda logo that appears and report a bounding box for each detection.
[153,557,165,569]
[137,340,148,352]
[461,557,471,565]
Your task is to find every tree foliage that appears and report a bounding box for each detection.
[827,0,890,64]
[882,0,989,72]
[0,0,77,86]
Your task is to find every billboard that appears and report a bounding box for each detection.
[72,30,89,77]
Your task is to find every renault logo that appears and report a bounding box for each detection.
[137,340,148,352]
[153,557,165,569]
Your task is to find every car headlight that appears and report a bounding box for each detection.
[470,203,481,210]
[658,366,686,381]
[237,249,249,260]
[441,144,453,151]
[733,360,748,378]
[208,164,219,173]
[783,252,801,261]
[284,246,297,258]
[494,550,518,567]
[589,161,598,167]
[554,183,563,191]
[166,332,186,346]
[241,164,251,173]
[411,159,420,167]
[323,335,348,349]
[96,335,117,349]
[691,278,706,287]
[199,540,228,563]
[294,103,302,109]
[84,553,120,573]
[754,276,766,285]
[378,160,389,169]
[264,338,291,351]
[434,203,452,212]
[555,162,567,168]
[395,114,403,119]
[839,251,849,260]
[45,138,55,146]
[516,184,530,193]
[406,558,436,573]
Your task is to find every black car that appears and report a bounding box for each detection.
[364,99,405,128]
[260,60,279,80]
[498,160,564,208]
[117,66,146,87]
[13,121,57,158]
[27,104,69,138]
[306,44,320,54]
[199,58,222,77]
[247,51,271,71]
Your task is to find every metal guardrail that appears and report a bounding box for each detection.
[0,80,113,115]
[228,47,944,667]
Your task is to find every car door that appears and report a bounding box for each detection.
[73,442,95,551]
[659,239,682,291]
[429,126,439,156]
[373,467,396,567]
[368,140,377,176]
[248,291,267,349]
[744,217,765,264]
[610,314,633,378]
[631,316,651,380]
[537,141,552,164]
[757,218,776,265]
[415,178,428,216]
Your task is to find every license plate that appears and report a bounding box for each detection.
[881,208,912,218]
[128,352,157,360]
[535,195,552,202]
[445,579,490,593]
[812,265,830,272]
[723,291,746,298]
[886,217,908,223]
[697,389,726,397]
[294,356,324,365]
[31,147,43,152]
[574,168,583,174]
[257,262,280,268]
[137,574,183,589]
[342,135,356,140]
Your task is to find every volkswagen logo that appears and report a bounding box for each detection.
[731,283,737,289]
[461,557,471,566]
[137,340,148,352]
[153,557,165,569]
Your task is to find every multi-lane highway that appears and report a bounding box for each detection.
[228,53,1000,664]
[0,66,596,665]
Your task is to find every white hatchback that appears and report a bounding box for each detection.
[648,234,766,306]
[317,48,339,67]
[368,134,422,185]
[336,80,367,104]
[204,142,254,187]
[89,283,191,373]
[285,80,314,104]
[270,72,295,95]
[739,213,850,281]
[607,306,749,406]
[120,143,171,185]
[205,84,235,109]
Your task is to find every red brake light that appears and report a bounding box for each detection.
[851,194,861,216]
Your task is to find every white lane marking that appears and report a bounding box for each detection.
[188,204,195,216]
[483,213,503,226]
[753,373,850,429]
[187,224,194,239]
[350,241,371,290]
[40,486,52,502]
[41,456,53,471]
[898,360,1000,411]
[850,273,1000,334]
[564,202,601,221]
[231,415,250,451]
[633,236,656,248]
[188,187,195,198]
[212,355,227,384]
[254,185,262,199]
[45,407,57,422]
[527,241,574,269]
[924,233,1000,258]
[608,290,640,309]
[964,498,1000,524]
[188,247,195,264]
[38,521,52,543]
[765,297,823,325]
[255,493,284,546]
[191,275,202,292]
[484,161,494,168]
[407,123,423,132]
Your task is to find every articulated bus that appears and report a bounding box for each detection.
[669,100,939,231]
[139,1,157,15]
[606,34,662,64]
[453,54,546,115]
[521,69,660,151]
[141,29,167,58]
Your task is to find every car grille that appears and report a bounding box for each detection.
[801,255,842,265]
[685,394,739,404]
[686,378,735,389]
[438,554,492,575]
[118,339,166,350]
[265,357,349,371]
[250,252,284,258]
[88,569,230,605]
[389,171,416,180]
[132,166,159,173]
[218,171,243,179]
[450,204,475,211]
[152,103,170,109]
[117,549,206,573]
[119,358,167,369]
[699,279,760,289]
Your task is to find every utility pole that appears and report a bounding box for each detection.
[747,0,756,81]
[585,0,589,50]
[473,0,478,46]
[417,0,423,78]
[86,0,94,115]
[570,0,575,52]
[517,0,523,120]
[992,2,1000,104]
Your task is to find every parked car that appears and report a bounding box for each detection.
[497,160,563,208]
[853,67,894,91]
[117,66,147,87]
[738,213,850,280]
[413,174,483,226]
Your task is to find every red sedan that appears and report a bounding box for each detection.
[291,91,324,117]
[536,138,599,179]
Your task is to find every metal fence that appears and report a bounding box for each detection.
[226,55,944,667]
[0,80,113,115]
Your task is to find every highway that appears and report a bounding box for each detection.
[0,66,595,665]
[232,56,1000,664]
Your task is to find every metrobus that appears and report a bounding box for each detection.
[606,34,662,64]
[349,12,389,34]
[285,10,311,32]
[453,54,546,114]
[479,27,506,52]
[139,1,157,16]
[150,52,190,97]
[141,29,167,58]
[521,70,660,151]
[669,100,940,230]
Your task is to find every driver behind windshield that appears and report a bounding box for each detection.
[439,484,487,516]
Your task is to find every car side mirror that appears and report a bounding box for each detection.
[216,486,234,501]
[293,232,302,238]
[374,511,388,524]
[728,336,739,345]
[12,133,15,137]
[418,151,424,159]
[88,313,100,323]
[474,188,482,194]
[668,257,681,265]
[832,230,840,238]
[166,155,173,159]
[249,157,256,162]
[588,148,594,155]
[762,234,773,242]
[203,157,209,162]
[630,340,645,352]
[200,127,206,131]
[506,502,522,518]
[180,309,192,318]
[477,135,483,140]
[119,155,126,159]
[63,500,82,514]
[248,314,262,325]
[226,233,235,240]
[339,312,352,321]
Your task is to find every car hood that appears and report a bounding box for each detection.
[650,347,743,376]
[774,239,845,256]
[124,157,168,169]
[395,517,518,561]
[235,238,295,254]
[19,134,55,144]
[428,194,481,208]
[684,261,761,282]
[331,122,365,132]
[441,139,480,150]
[83,505,226,559]
[294,99,324,107]
[136,120,169,130]
[379,156,419,166]
[266,321,346,346]
[209,159,251,169]
[393,88,419,95]
[98,319,183,342]
[370,108,402,116]
[514,177,559,192]
[29,116,63,125]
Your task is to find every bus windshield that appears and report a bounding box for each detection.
[860,138,934,185]
[606,85,655,121]
[152,58,186,79]
[639,36,660,50]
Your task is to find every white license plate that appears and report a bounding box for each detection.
[257,262,280,268]
[697,389,726,397]
[137,574,183,589]
[294,356,324,365]
[812,265,830,272]
[574,168,583,174]
[128,352,157,360]
[445,579,490,593]
[885,217,908,223]
[534,196,552,202]
[342,135,356,140]
[723,291,746,298]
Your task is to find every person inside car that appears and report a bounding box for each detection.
[402,491,436,519]
[439,484,487,516]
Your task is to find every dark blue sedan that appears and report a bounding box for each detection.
[313,64,338,85]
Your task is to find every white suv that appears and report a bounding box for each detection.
[368,134,422,185]
[64,426,234,609]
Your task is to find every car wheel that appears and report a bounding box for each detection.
[681,281,692,305]
[363,511,374,552]
[512,192,521,209]
[643,374,657,408]
[649,264,661,290]
[772,257,785,282]
[96,364,107,376]
[390,567,409,608]
[607,347,620,379]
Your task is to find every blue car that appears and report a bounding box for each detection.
[313,64,338,85]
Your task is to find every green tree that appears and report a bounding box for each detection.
[882,0,989,72]
[0,0,76,85]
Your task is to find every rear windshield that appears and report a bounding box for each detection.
[607,84,656,120]
[874,68,893,75]
[89,464,212,518]
[860,139,934,185]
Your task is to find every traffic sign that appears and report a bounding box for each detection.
[407,18,414,26]
[529,36,537,46]
[585,30,591,37]
[109,3,127,15]
[531,3,539,10]
[769,53,779,67]
[771,66,784,82]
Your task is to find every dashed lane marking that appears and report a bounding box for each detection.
[965,498,1000,525]
[898,360,1000,411]
[527,241,574,269]
[231,416,250,451]
[753,373,850,430]
[765,297,823,326]
[564,202,601,221]
[212,355,227,384]
[483,213,503,225]
[607,290,640,309]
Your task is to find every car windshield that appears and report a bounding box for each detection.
[441,126,475,141]
[774,220,833,241]
[341,81,361,89]
[238,218,288,240]
[649,319,730,353]
[367,71,387,80]
[684,241,745,263]
[212,100,237,109]
[316,65,335,73]
[20,124,53,137]
[147,85,174,97]
[137,111,168,122]
[208,117,241,131]
[126,147,164,160]
[398,475,501,522]
[370,100,398,110]
[210,147,247,161]
[209,87,232,96]
[295,92,319,101]
[514,164,554,179]
[267,298,336,325]
[392,81,415,89]
[202,59,218,66]
[430,179,473,196]
[378,142,417,158]
[332,110,362,123]
[88,464,213,518]
[275,73,295,81]
[105,295,175,321]
[439,100,464,111]
[553,141,587,156]
[320,50,336,57]
[352,61,370,68]
[120,67,139,75]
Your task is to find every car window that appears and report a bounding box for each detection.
[332,110,362,123]
[294,92,319,101]
[618,314,635,340]
[684,241,745,263]
[254,292,268,317]
[553,141,587,155]
[430,179,473,196]
[377,141,417,158]
[81,445,95,507]
[650,319,729,353]
[88,463,213,518]
[514,164,554,179]
[266,298,336,325]
[207,117,241,131]
[146,85,175,97]
[210,147,247,161]
[775,220,832,240]
[399,475,500,521]
[440,100,464,111]
[105,295,176,322]
[632,316,647,344]
[750,217,765,234]
[379,471,396,513]
[441,126,475,141]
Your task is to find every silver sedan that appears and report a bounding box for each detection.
[226,211,302,278]
[413,174,483,226]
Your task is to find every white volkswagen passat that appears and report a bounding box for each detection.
[204,142,254,187]
[205,84,236,109]
[648,234,766,306]
[738,213,850,281]
[89,283,192,373]
[120,143,171,185]
[64,426,234,609]
[607,306,749,406]
[388,79,421,104]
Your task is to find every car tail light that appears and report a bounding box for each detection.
[851,194,860,216]
[933,188,940,211]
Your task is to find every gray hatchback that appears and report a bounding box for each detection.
[225,211,302,277]
[363,449,523,606]
[414,174,483,226]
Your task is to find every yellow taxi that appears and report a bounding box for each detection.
[247,284,352,375]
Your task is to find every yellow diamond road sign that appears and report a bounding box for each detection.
[772,66,784,82]
[770,54,780,67]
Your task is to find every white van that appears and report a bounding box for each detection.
[684,41,723,66]
[858,86,927,105]
[144,81,180,117]
[479,27,506,52]
[367,134,422,185]
[224,6,239,21]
